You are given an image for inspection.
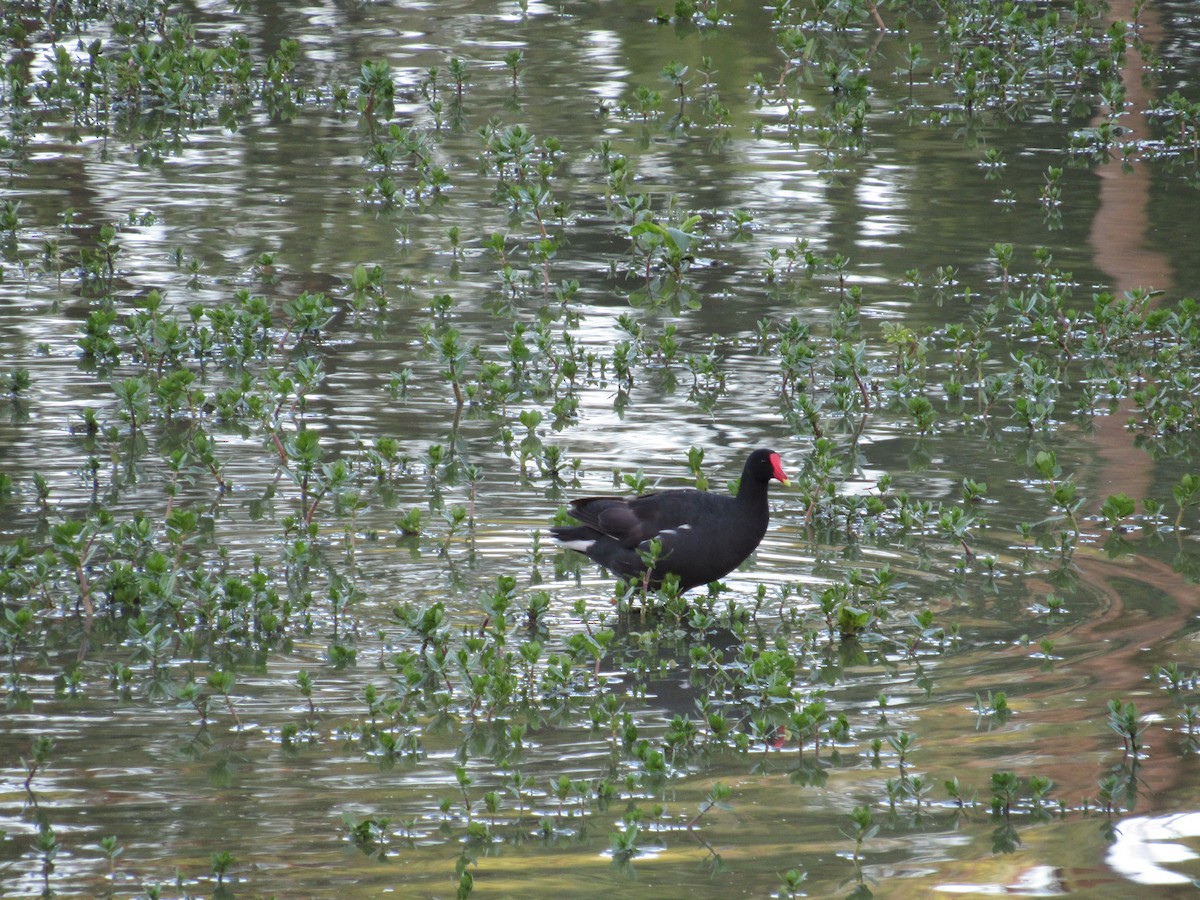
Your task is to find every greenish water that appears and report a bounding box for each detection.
[2,1,1200,897]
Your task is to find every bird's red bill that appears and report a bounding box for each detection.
[770,452,789,484]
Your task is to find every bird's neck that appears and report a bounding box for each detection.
[737,479,769,504]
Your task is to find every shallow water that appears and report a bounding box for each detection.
[2,1,1200,897]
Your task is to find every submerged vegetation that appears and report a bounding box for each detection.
[2,0,1200,896]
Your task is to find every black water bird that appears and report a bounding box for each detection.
[551,448,789,592]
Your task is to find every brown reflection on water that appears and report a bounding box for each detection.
[906,9,1198,871]
[968,549,1198,790]
[1087,0,1173,505]
[1037,0,1198,807]
[1089,1,1173,299]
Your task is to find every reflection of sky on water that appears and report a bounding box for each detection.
[937,864,1063,895]
[583,29,629,104]
[1109,812,1200,885]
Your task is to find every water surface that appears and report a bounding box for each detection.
[2,1,1200,897]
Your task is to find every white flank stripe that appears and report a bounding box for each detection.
[559,539,596,552]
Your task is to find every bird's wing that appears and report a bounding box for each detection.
[570,490,724,549]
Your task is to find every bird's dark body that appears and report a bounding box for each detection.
[550,448,787,592]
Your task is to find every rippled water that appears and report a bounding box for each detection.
[3,1,1200,897]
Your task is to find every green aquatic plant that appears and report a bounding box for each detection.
[210,849,235,885]
[974,691,1013,727]
[626,213,702,285]
[661,60,690,123]
[357,59,395,122]
[609,819,642,862]
[503,50,524,94]
[845,804,876,881]
[989,770,1020,821]
[22,734,53,793]
[1172,473,1200,528]
[1107,697,1145,758]
[206,669,241,729]
[32,823,59,888]
[344,814,390,860]
[778,866,808,898]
